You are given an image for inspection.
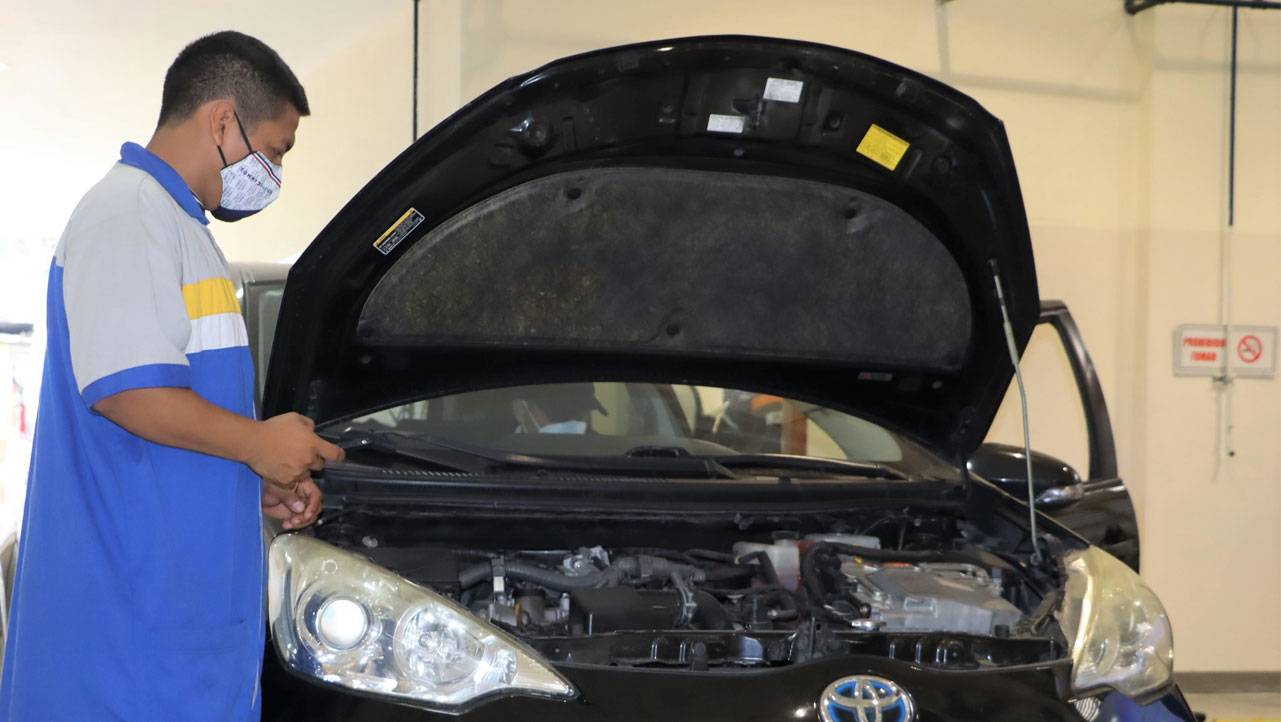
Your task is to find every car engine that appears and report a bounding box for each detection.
[350,532,1034,642]
[313,498,1062,671]
[838,561,1022,635]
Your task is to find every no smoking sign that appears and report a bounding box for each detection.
[1174,325,1276,378]
[1238,334,1263,364]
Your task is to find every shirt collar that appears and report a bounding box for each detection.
[118,142,209,225]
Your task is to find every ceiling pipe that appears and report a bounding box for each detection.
[1126,0,1280,14]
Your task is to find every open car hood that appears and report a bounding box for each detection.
[264,36,1038,463]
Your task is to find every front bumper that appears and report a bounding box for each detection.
[261,645,1198,722]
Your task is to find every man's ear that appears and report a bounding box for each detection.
[206,100,237,147]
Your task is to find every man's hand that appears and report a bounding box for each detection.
[93,390,345,507]
[263,478,323,530]
[243,412,345,495]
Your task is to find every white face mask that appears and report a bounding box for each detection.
[212,111,282,222]
[537,420,588,435]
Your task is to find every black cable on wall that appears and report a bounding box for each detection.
[412,0,420,143]
[1228,6,1238,227]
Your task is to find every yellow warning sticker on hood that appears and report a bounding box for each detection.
[857,124,910,171]
[373,208,425,256]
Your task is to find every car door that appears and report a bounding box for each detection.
[230,263,290,539]
[229,263,290,410]
[970,300,1141,571]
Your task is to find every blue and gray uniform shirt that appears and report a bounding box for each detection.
[0,143,265,722]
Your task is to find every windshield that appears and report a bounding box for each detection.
[325,383,917,463]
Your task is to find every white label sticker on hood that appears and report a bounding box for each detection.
[764,77,804,103]
[707,114,746,134]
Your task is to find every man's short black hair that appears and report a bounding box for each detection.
[158,31,309,130]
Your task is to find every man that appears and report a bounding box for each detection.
[512,383,607,434]
[0,31,343,721]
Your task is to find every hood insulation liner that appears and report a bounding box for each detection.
[360,167,972,371]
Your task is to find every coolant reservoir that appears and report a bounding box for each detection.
[803,533,880,549]
[733,534,801,591]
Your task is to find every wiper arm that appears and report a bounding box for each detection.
[327,429,517,474]
[711,454,909,481]
[324,429,738,479]
[327,433,895,481]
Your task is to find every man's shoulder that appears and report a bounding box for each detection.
[73,163,175,221]
[58,164,187,254]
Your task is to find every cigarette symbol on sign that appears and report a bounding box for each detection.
[1238,335,1263,364]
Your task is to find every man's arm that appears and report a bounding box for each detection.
[62,201,342,527]
[94,387,343,512]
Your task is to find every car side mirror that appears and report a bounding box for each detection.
[967,443,1083,508]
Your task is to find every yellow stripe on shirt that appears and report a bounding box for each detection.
[182,277,240,320]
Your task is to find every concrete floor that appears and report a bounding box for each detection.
[1183,692,1281,721]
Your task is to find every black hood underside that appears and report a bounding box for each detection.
[265,36,1038,462]
[363,167,971,371]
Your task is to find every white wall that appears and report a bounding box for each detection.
[1136,5,1280,673]
[0,0,404,248]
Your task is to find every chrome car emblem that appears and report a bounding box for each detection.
[819,675,916,722]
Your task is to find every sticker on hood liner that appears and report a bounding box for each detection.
[707,114,746,134]
[373,208,425,255]
[857,124,910,171]
[764,77,804,103]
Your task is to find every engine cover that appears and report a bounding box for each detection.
[841,561,1022,635]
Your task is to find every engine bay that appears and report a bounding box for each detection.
[311,502,1066,670]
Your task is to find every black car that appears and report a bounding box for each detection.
[247,36,1195,722]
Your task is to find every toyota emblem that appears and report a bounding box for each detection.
[819,675,916,722]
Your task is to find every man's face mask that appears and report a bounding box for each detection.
[213,111,282,222]
[537,420,588,435]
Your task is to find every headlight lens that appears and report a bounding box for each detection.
[1057,547,1174,698]
[268,535,576,712]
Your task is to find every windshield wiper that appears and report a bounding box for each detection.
[710,454,909,481]
[326,429,504,474]
[623,446,910,480]
[322,429,739,479]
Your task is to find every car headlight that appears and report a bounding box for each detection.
[1056,546,1174,699]
[268,534,576,712]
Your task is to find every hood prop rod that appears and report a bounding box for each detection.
[990,260,1042,564]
